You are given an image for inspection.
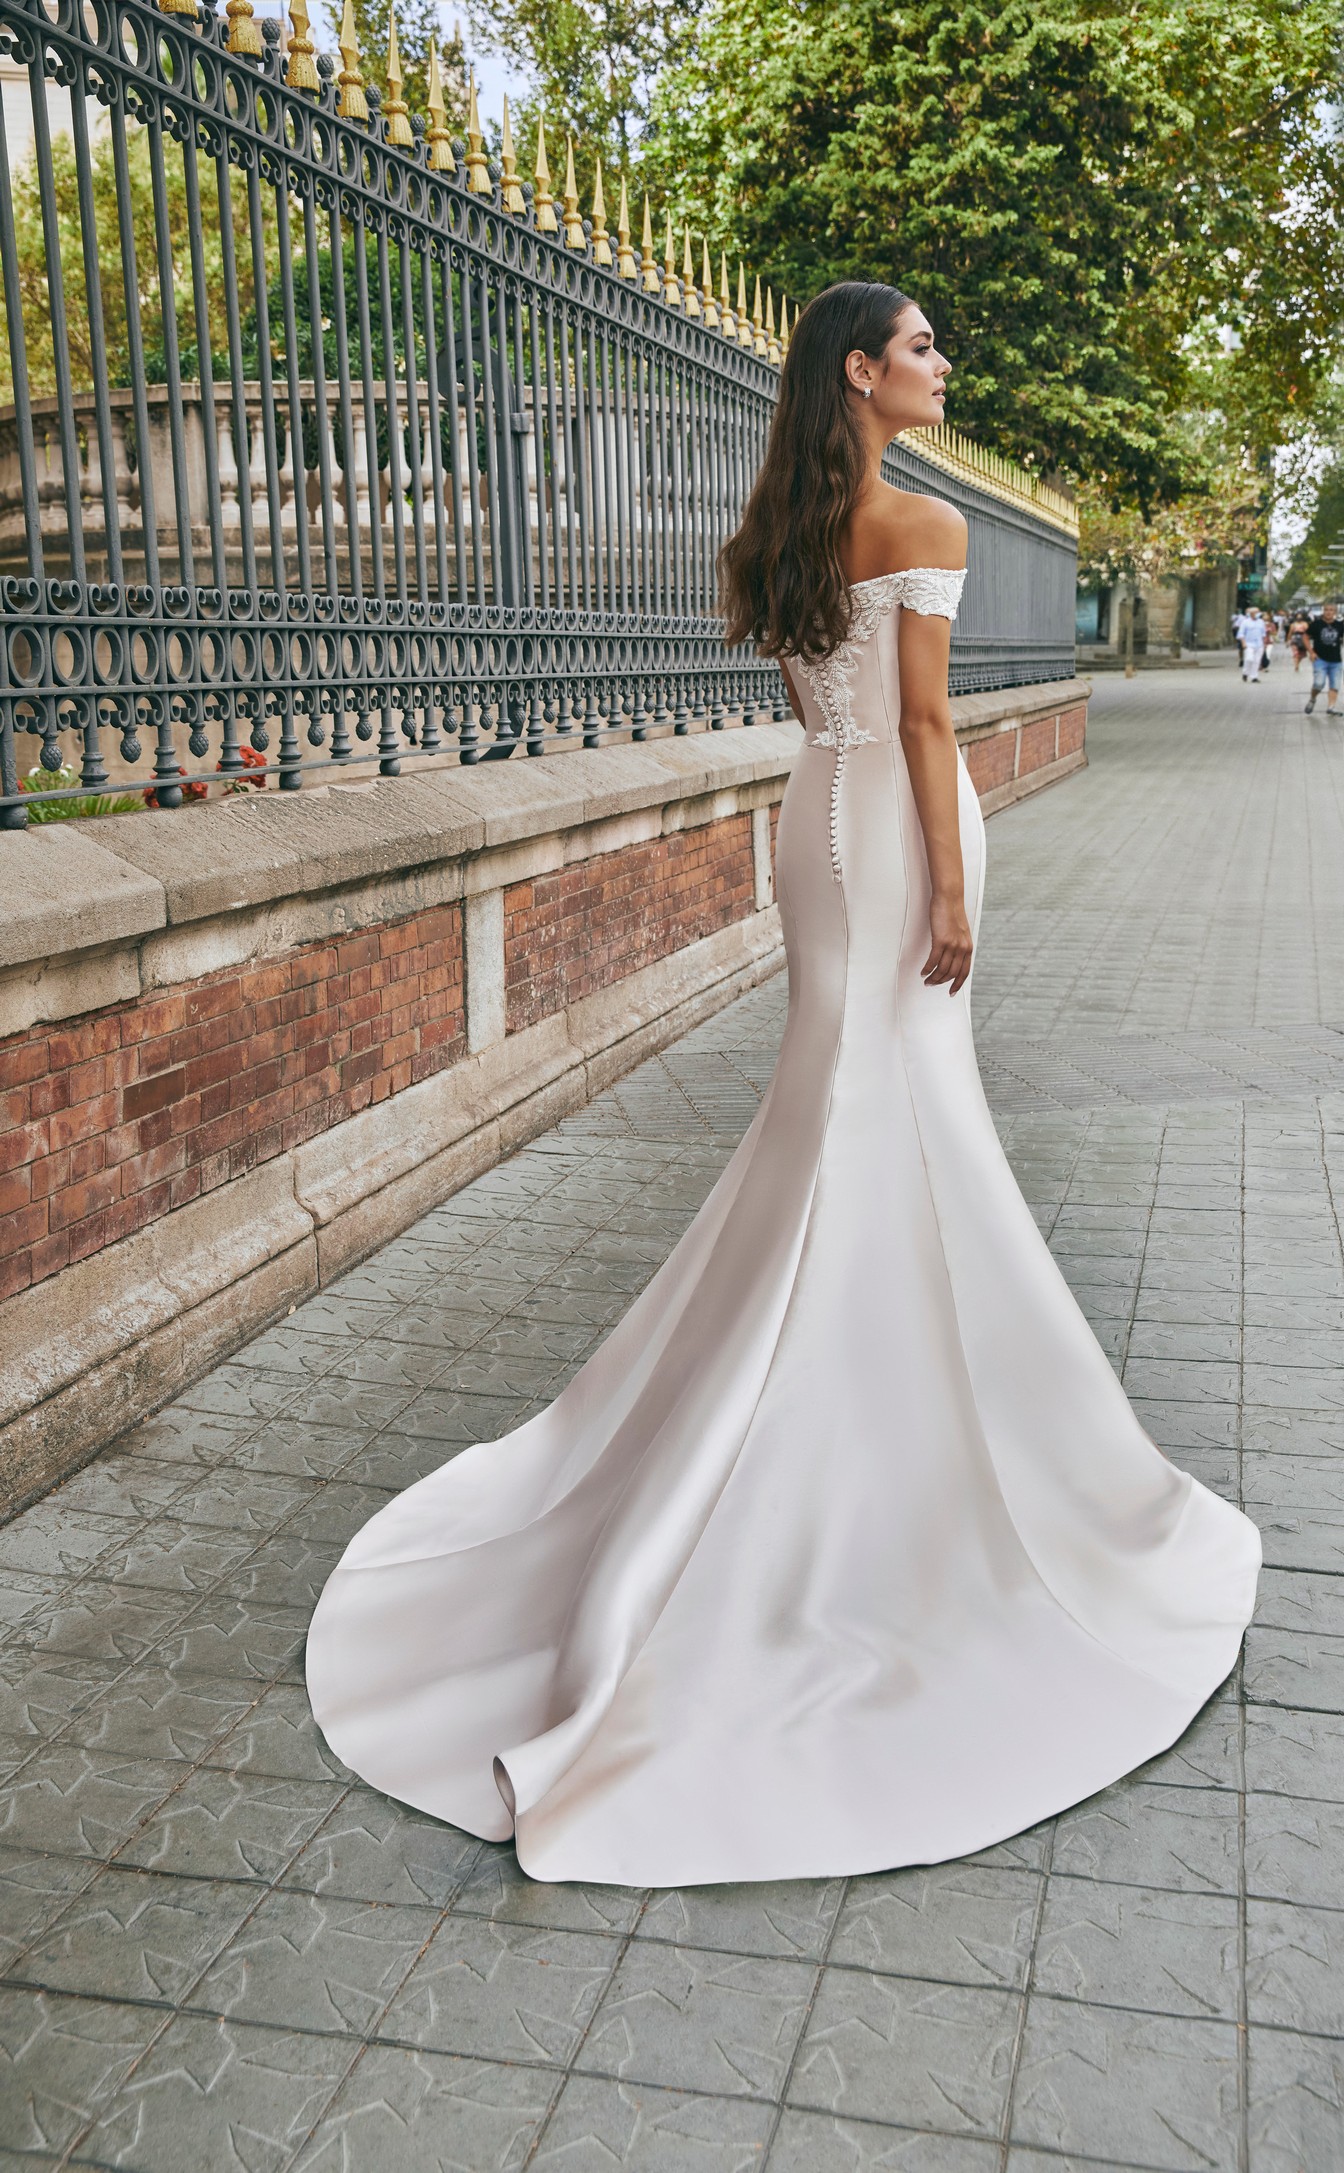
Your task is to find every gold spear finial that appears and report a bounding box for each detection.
[562,136,585,247]
[499,95,525,211]
[681,226,700,317]
[766,287,780,365]
[663,208,681,305]
[465,72,490,192]
[719,251,735,339]
[752,274,767,356]
[425,38,455,168]
[779,297,791,358]
[736,262,753,348]
[590,157,612,266]
[640,195,660,292]
[224,0,262,56]
[285,0,319,89]
[701,240,719,327]
[533,116,557,232]
[336,0,368,121]
[159,0,197,18]
[382,7,413,146]
[616,175,636,277]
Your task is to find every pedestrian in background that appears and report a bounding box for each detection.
[1240,607,1267,683]
[1306,601,1344,714]
[1289,610,1312,671]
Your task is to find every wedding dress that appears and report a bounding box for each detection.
[306,566,1261,1887]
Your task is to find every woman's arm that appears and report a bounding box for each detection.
[894,509,971,994]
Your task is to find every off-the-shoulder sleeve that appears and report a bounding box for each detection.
[899,567,966,621]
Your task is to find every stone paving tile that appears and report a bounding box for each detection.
[1010,2002,1241,2171]
[10,671,1344,2166]
[0,1849,101,1976]
[10,1866,258,2007]
[770,2112,1001,2170]
[1247,2027,1344,2172]
[585,1941,816,2101]
[1050,1782,1241,1895]
[787,1969,1019,2135]
[453,1843,645,1937]
[291,2043,558,2171]
[1244,1705,1344,1804]
[1033,1879,1241,2020]
[192,1888,442,2036]
[114,1769,344,1884]
[380,1917,618,2065]
[1245,1791,1344,1908]
[0,1988,169,2158]
[827,1865,1040,1989]
[281,1789,481,1908]
[80,2013,360,2173]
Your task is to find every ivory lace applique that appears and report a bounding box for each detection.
[795,567,966,880]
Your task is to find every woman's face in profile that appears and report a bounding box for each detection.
[852,307,952,434]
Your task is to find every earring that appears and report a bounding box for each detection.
[862,386,872,399]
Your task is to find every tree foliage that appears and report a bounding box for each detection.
[1076,394,1269,590]
[2,125,263,402]
[636,0,1344,505]
[464,0,694,171]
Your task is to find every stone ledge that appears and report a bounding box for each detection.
[61,725,801,935]
[951,677,1091,739]
[0,688,1086,1038]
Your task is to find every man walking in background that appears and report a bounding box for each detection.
[1306,601,1344,714]
[1240,607,1268,683]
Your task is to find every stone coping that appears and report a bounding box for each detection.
[0,679,1087,984]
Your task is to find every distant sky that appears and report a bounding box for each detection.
[468,37,533,127]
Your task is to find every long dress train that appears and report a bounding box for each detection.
[305,566,1260,1887]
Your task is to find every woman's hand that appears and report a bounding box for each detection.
[923,892,973,994]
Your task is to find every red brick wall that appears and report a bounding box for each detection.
[1058,705,1086,758]
[504,816,756,1034]
[0,908,465,1305]
[962,731,1017,796]
[1018,716,1058,776]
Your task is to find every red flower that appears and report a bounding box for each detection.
[144,768,208,808]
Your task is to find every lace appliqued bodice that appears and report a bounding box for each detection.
[794,566,966,880]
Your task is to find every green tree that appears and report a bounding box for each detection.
[465,0,697,177]
[2,126,261,403]
[636,0,1344,506]
[1077,402,1269,594]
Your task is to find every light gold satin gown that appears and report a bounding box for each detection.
[306,566,1260,1886]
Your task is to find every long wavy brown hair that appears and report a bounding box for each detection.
[718,281,913,664]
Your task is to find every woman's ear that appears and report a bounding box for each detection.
[844,349,871,397]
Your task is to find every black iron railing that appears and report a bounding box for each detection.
[0,0,1078,822]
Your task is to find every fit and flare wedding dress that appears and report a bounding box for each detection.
[306,566,1261,1887]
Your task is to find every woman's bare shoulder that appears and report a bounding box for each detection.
[843,484,967,581]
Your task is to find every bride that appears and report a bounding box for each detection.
[306,281,1260,1887]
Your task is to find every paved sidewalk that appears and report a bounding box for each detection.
[2,662,1344,2171]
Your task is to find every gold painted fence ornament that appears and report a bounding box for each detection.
[336,0,367,122]
[425,39,454,169]
[382,7,413,147]
[533,119,557,233]
[225,0,263,57]
[285,0,319,91]
[465,73,490,193]
[500,97,525,212]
